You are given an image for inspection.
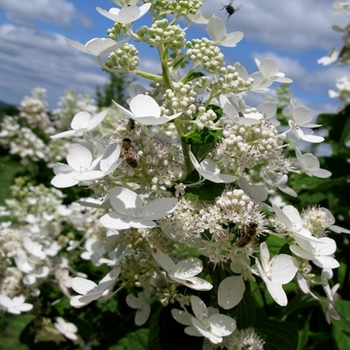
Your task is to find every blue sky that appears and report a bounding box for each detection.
[0,0,348,118]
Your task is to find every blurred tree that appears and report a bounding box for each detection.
[95,73,134,108]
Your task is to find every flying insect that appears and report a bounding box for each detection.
[221,0,242,20]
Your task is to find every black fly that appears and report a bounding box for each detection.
[221,0,242,20]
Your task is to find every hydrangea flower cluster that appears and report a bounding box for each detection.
[1,1,349,349]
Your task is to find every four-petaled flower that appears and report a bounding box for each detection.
[295,147,332,178]
[207,16,244,47]
[66,37,129,57]
[189,151,238,183]
[51,143,122,188]
[254,242,298,306]
[100,186,178,230]
[0,295,33,315]
[171,295,236,344]
[151,248,213,291]
[96,3,151,24]
[51,110,108,139]
[70,267,120,308]
[113,94,182,125]
[54,317,78,341]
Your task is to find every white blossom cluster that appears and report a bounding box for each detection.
[318,0,350,101]
[1,1,349,349]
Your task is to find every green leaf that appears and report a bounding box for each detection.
[181,127,223,146]
[148,309,162,350]
[330,298,350,332]
[333,327,350,350]
[128,329,148,350]
[255,319,298,350]
[297,315,310,350]
[184,180,225,200]
[236,283,257,329]
[264,235,289,256]
[181,71,205,84]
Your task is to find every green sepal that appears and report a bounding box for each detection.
[181,71,205,84]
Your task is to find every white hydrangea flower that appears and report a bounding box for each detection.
[0,295,33,315]
[51,110,108,139]
[295,147,332,178]
[251,58,292,91]
[54,317,78,341]
[100,186,178,230]
[206,16,243,47]
[51,143,122,188]
[287,100,324,143]
[113,94,182,125]
[151,248,213,291]
[96,3,151,24]
[189,151,238,183]
[66,37,129,56]
[126,289,151,326]
[70,266,120,308]
[171,295,236,344]
[317,48,339,66]
[254,242,298,306]
[290,231,339,269]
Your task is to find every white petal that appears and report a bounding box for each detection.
[173,258,203,278]
[151,248,176,274]
[66,38,88,53]
[126,294,144,309]
[100,143,121,172]
[50,130,77,139]
[292,106,312,125]
[71,277,97,295]
[266,281,288,306]
[51,172,79,188]
[282,205,302,231]
[171,309,192,326]
[66,144,92,170]
[302,134,325,143]
[184,325,203,337]
[18,303,33,312]
[272,203,293,229]
[135,303,151,326]
[73,170,105,182]
[0,295,13,308]
[142,198,178,220]
[171,276,212,291]
[209,314,236,336]
[218,275,245,309]
[130,94,160,118]
[269,255,298,284]
[88,110,109,129]
[207,16,226,41]
[289,245,314,260]
[191,295,208,322]
[191,317,212,340]
[129,218,157,229]
[220,31,244,47]
[259,58,279,78]
[313,256,340,269]
[100,212,131,230]
[109,186,142,214]
[71,111,92,130]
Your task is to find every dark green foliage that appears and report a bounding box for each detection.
[96,73,134,108]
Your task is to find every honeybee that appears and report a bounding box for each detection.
[221,0,242,20]
[121,137,139,168]
[235,222,257,247]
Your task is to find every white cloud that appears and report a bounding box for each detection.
[0,23,107,107]
[204,0,347,52]
[0,0,92,29]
